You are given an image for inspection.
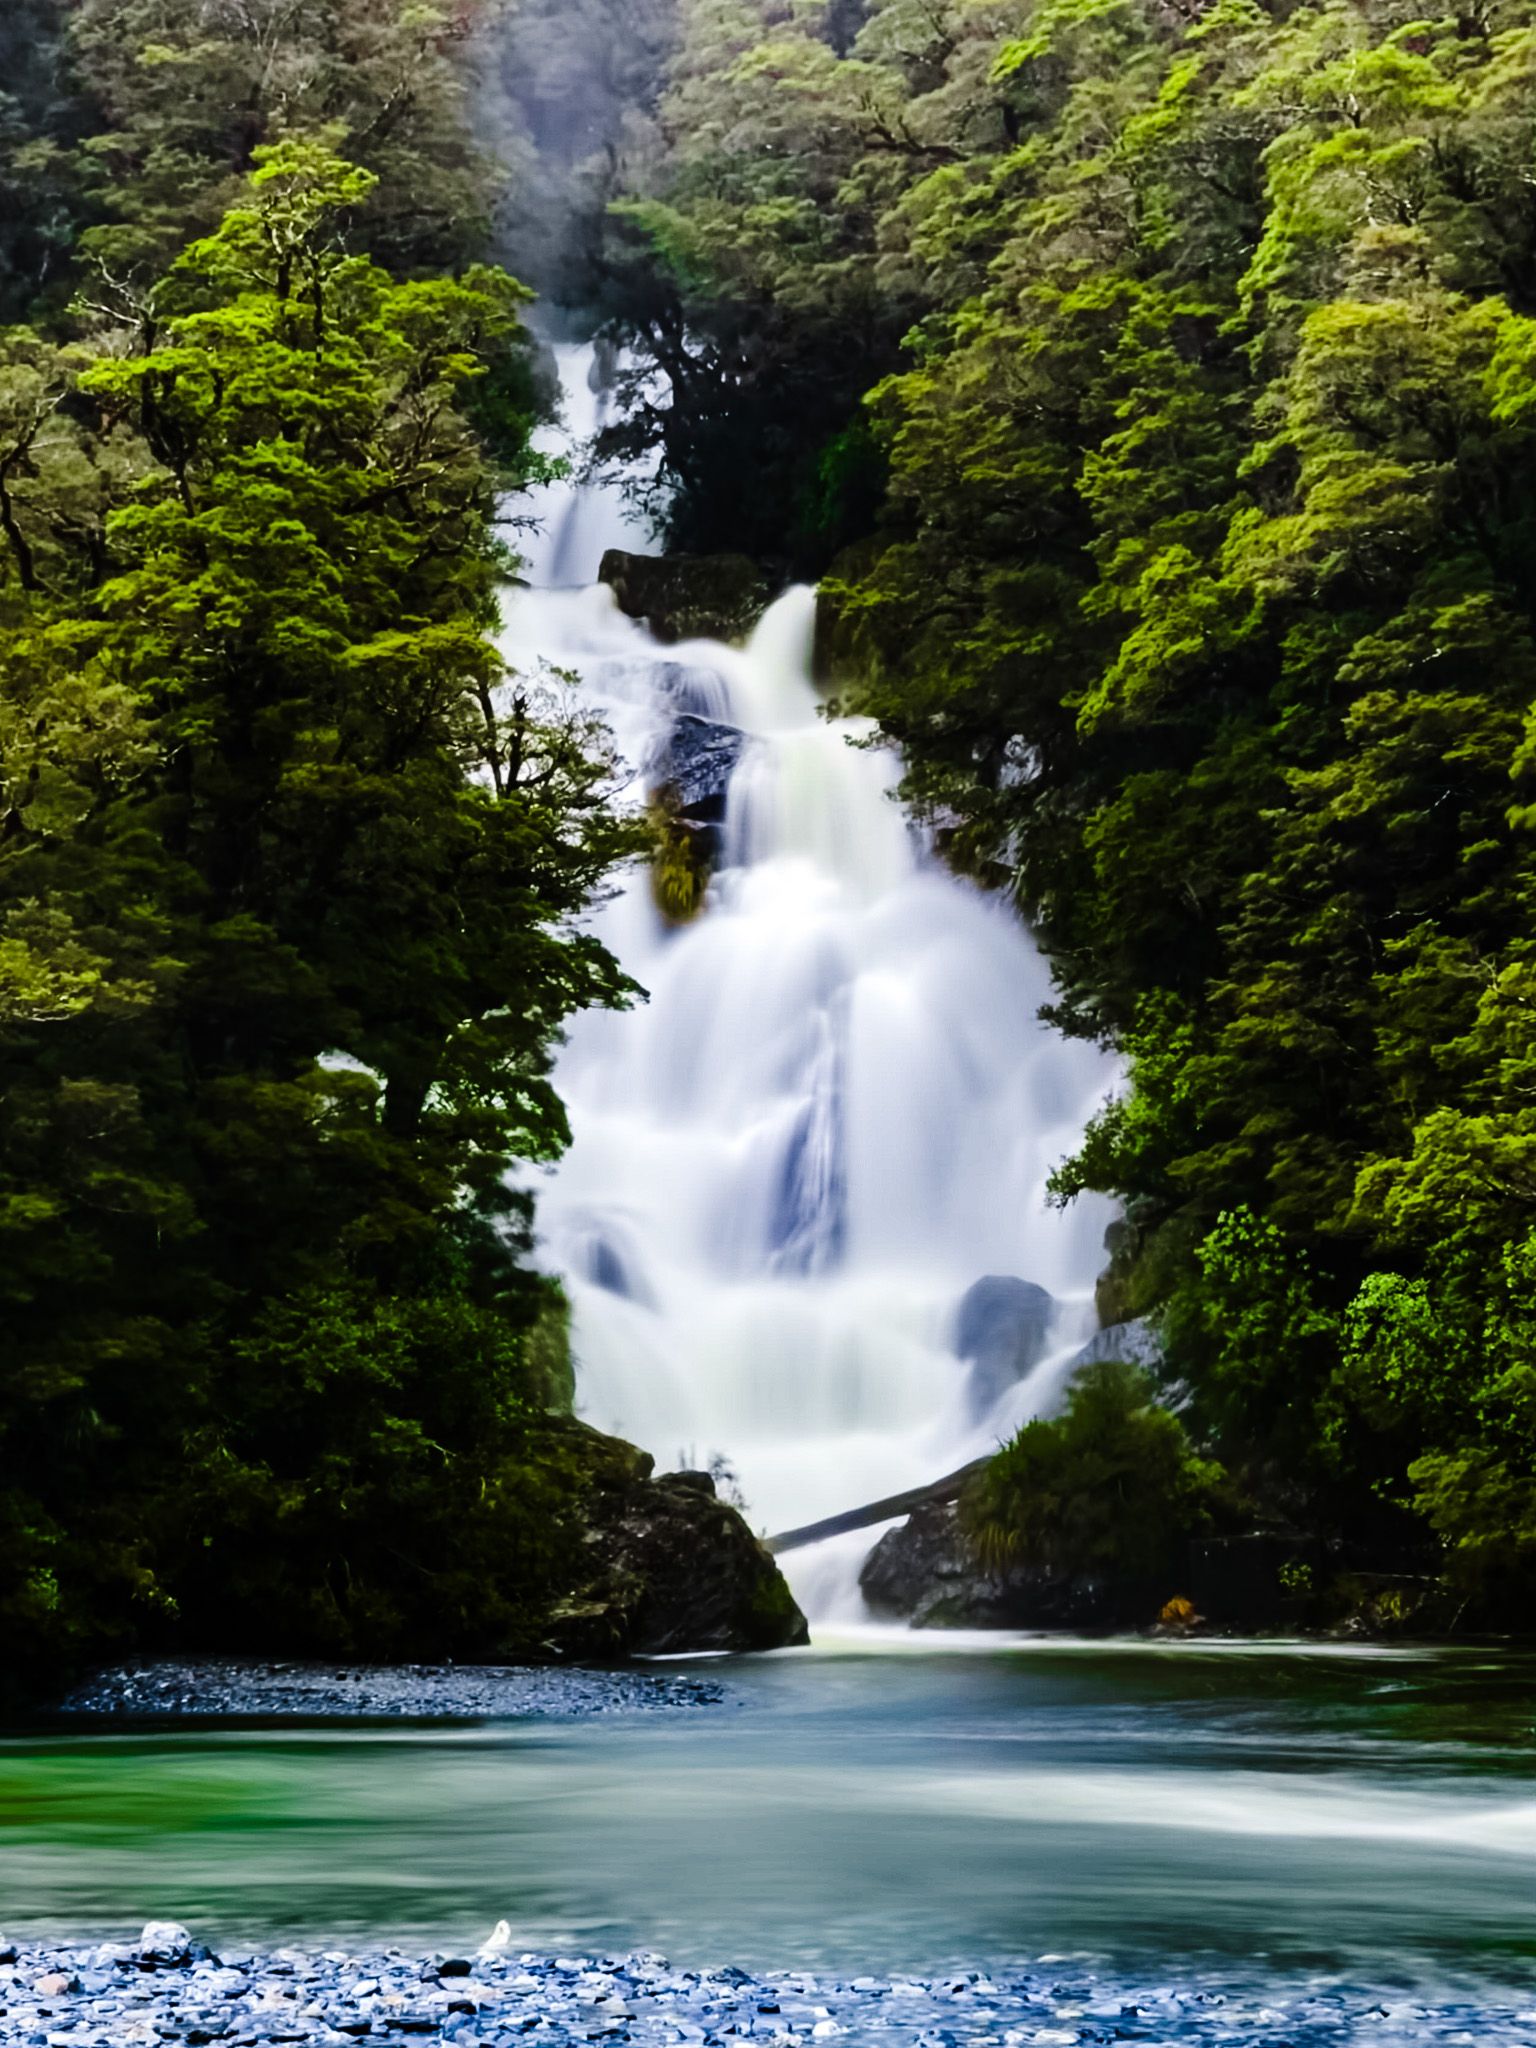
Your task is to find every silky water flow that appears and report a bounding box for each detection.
[502,343,1117,1618]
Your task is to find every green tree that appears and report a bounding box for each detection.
[614,0,1536,1610]
[0,143,644,1686]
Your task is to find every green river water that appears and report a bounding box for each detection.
[2,1634,1534,1994]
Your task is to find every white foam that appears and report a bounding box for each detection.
[512,345,1118,1617]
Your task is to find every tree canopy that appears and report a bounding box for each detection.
[0,108,644,1686]
[604,0,1536,1614]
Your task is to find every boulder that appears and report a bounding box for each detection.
[600,549,784,645]
[954,1275,1056,1421]
[137,1923,207,1969]
[548,1426,809,1658]
[648,713,749,815]
[859,1498,1114,1630]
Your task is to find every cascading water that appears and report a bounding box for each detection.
[504,343,1117,1619]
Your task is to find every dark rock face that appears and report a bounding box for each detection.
[551,1428,810,1658]
[648,713,749,814]
[860,1498,1114,1630]
[601,548,784,645]
[954,1275,1056,1420]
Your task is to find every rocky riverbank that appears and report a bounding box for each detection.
[56,1660,730,1722]
[1,1929,1531,2047]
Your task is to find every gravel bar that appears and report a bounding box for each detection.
[1,1928,1532,2047]
[56,1660,729,1720]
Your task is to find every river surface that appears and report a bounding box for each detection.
[4,1637,1536,1996]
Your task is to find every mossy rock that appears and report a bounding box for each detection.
[649,798,714,925]
[545,1421,809,1658]
[600,549,785,644]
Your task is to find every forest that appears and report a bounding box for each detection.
[3,0,1535,1697]
[585,0,1536,1624]
[0,0,652,1689]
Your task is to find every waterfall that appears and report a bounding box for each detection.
[502,343,1117,1620]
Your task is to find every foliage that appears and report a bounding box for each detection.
[963,1359,1228,1584]
[583,0,957,558]
[0,1,88,326]
[0,141,644,1692]
[648,797,713,922]
[1343,1239,1536,1600]
[0,0,504,329]
[617,0,1536,1612]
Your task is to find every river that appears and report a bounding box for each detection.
[3,1637,1536,1994]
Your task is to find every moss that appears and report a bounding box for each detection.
[743,1549,808,1648]
[525,1292,577,1413]
[649,797,712,924]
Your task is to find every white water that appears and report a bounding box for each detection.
[503,344,1116,1617]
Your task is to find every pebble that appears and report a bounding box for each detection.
[55,1660,728,1722]
[0,1928,1529,2047]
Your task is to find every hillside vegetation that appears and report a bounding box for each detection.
[7,0,1535,1660]
[0,1,651,1689]
[600,0,1536,1617]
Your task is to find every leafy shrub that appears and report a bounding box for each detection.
[963,1359,1229,1585]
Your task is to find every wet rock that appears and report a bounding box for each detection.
[648,713,749,814]
[859,1498,1114,1630]
[600,549,785,645]
[548,1426,809,1658]
[139,1922,199,1968]
[1068,1316,1162,1372]
[954,1276,1055,1421]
